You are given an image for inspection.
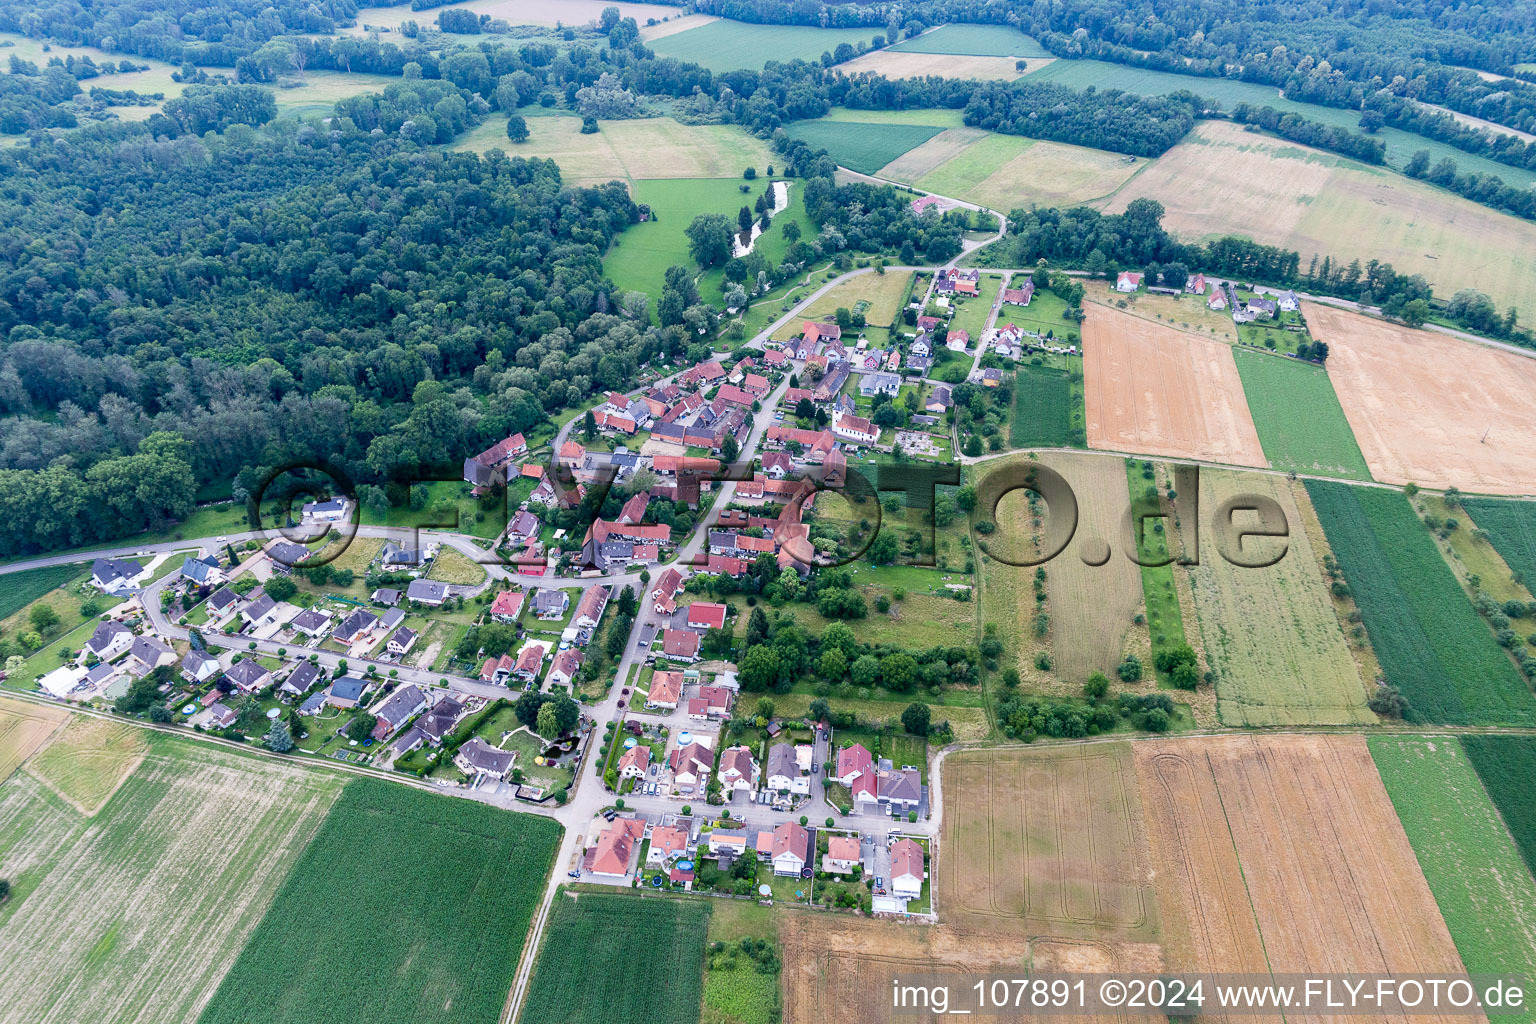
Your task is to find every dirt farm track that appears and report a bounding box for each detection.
[1083,306,1268,468]
[1307,302,1536,495]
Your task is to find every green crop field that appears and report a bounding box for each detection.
[785,119,946,175]
[648,20,886,72]
[1010,362,1081,447]
[522,892,708,1024]
[1460,736,1536,879]
[1369,737,1536,998]
[199,778,560,1024]
[1305,481,1536,725]
[1461,497,1536,588]
[891,24,1051,57]
[1233,350,1372,480]
[0,564,82,620]
[1028,59,1536,187]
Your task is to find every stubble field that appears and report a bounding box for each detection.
[0,697,66,782]
[778,912,1159,1024]
[837,50,1028,80]
[1138,735,1470,1022]
[984,452,1147,683]
[1104,122,1536,324]
[344,0,682,32]
[1187,471,1373,725]
[938,744,1158,939]
[1308,302,1536,495]
[0,736,343,1024]
[1083,305,1268,468]
[907,133,1144,210]
[24,714,149,815]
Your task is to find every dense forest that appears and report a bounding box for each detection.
[963,81,1202,157]
[0,104,661,558]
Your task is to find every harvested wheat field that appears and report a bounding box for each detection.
[25,714,150,815]
[1138,735,1468,1023]
[1104,122,1536,324]
[345,0,681,33]
[838,49,1030,80]
[1189,471,1373,726]
[1084,305,1267,467]
[0,736,342,1024]
[779,912,1160,1024]
[939,744,1158,940]
[1307,302,1536,495]
[874,127,989,182]
[0,697,66,782]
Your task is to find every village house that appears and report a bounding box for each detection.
[688,685,733,721]
[717,745,758,794]
[770,822,811,877]
[859,371,901,397]
[668,741,714,795]
[1003,280,1035,305]
[945,330,970,352]
[547,648,584,689]
[371,684,428,741]
[223,658,273,694]
[278,660,321,698]
[454,736,516,779]
[91,557,144,595]
[836,742,874,786]
[415,695,466,746]
[1207,289,1228,311]
[488,589,524,624]
[573,586,610,631]
[647,670,685,710]
[505,510,540,545]
[662,628,701,662]
[925,385,953,414]
[206,586,240,618]
[823,835,861,874]
[385,626,417,658]
[802,321,841,346]
[378,542,428,572]
[326,675,372,709]
[126,636,175,677]
[646,825,690,866]
[406,579,450,606]
[890,838,925,898]
[1185,274,1207,295]
[1116,271,1144,293]
[766,742,808,795]
[685,601,728,632]
[586,817,645,878]
[617,743,651,780]
[180,650,221,685]
[532,589,569,620]
[301,496,351,523]
[85,620,134,662]
[332,608,378,645]
[480,653,515,685]
[707,829,748,857]
[512,642,548,684]
[1277,289,1301,311]
[179,554,224,588]
[287,607,330,639]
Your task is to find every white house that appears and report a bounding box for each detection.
[890,838,925,898]
[716,746,758,794]
[770,822,810,877]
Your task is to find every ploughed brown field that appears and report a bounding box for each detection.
[1307,301,1536,496]
[1083,305,1267,468]
[1136,734,1470,1024]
